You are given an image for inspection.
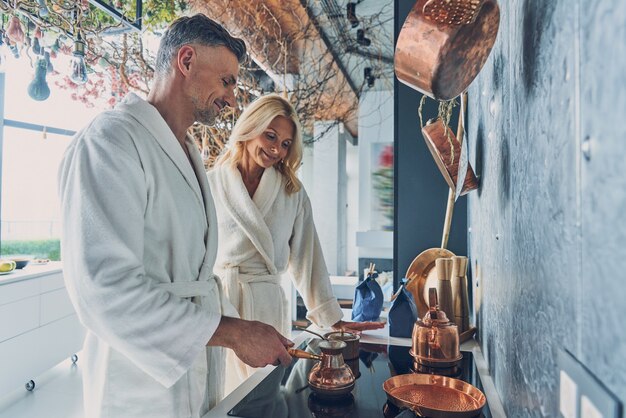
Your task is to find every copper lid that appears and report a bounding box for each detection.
[420,287,453,327]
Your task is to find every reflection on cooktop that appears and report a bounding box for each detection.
[227,339,491,418]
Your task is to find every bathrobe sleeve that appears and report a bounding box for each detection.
[288,190,343,328]
[58,116,220,388]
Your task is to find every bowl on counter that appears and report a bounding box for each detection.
[10,258,31,269]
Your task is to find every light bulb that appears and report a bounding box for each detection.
[70,38,88,84]
[37,0,50,17]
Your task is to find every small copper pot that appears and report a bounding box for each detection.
[395,0,500,100]
[323,331,360,360]
[307,341,356,399]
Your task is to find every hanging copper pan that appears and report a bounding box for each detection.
[395,0,500,100]
[421,117,479,196]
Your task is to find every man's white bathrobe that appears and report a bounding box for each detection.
[59,93,233,418]
[207,164,343,388]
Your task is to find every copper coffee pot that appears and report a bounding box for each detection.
[291,340,356,398]
[410,288,462,368]
[324,331,361,378]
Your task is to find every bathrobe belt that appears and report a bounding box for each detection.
[224,266,281,321]
[156,265,224,407]
[157,264,219,301]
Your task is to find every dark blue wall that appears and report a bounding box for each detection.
[464,0,626,416]
[393,1,468,289]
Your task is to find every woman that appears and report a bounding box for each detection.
[207,93,383,390]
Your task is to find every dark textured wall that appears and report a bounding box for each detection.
[394,1,468,289]
[466,1,626,416]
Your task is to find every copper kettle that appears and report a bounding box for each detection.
[410,288,462,368]
[289,340,355,398]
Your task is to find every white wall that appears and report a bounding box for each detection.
[300,143,314,192]
[357,90,394,261]
[345,140,359,274]
[311,122,346,276]
[301,91,394,273]
[303,127,358,275]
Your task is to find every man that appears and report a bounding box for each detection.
[58,14,293,418]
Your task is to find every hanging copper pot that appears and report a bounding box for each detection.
[395,0,500,100]
[421,117,478,196]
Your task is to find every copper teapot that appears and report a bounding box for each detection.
[290,340,356,398]
[410,288,462,368]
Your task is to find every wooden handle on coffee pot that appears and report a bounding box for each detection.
[288,348,322,361]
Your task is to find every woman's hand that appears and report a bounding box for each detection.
[331,320,385,334]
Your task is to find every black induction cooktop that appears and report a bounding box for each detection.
[228,339,491,418]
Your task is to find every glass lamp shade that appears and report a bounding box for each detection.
[37,0,50,17]
[28,58,51,101]
[70,39,88,85]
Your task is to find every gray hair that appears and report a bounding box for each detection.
[154,14,247,76]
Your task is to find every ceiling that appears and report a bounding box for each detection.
[306,0,395,93]
[190,0,395,138]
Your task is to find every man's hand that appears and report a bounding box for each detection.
[208,316,293,368]
[332,320,385,334]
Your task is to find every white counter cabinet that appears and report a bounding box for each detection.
[0,263,85,394]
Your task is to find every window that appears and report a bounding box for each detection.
[1,56,104,261]
[370,142,394,231]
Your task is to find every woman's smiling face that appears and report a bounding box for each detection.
[244,115,294,169]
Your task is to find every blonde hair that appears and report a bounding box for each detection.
[217,93,303,194]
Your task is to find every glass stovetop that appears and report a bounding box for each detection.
[228,339,491,418]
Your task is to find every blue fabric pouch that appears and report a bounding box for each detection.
[388,278,418,338]
[351,272,384,321]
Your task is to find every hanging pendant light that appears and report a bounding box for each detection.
[28,57,51,101]
[36,0,50,18]
[7,16,24,45]
[70,33,88,84]
[44,50,54,73]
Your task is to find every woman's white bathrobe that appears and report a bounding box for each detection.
[58,93,234,418]
[207,164,343,389]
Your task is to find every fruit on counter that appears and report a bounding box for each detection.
[0,260,16,272]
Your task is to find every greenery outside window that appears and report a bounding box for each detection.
[1,57,103,261]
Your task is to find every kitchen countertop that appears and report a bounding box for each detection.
[204,309,506,418]
[0,261,62,286]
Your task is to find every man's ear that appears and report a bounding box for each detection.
[176,45,195,76]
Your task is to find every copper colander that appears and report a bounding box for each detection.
[423,0,483,25]
[383,374,486,418]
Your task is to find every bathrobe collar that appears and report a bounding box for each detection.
[216,164,281,274]
[252,165,282,218]
[117,93,205,210]
[188,137,219,265]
